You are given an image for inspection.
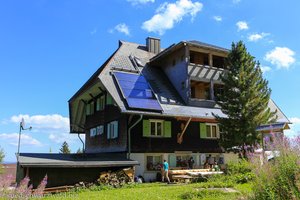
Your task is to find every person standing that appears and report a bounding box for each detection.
[188,157,195,169]
[208,154,215,168]
[162,159,171,183]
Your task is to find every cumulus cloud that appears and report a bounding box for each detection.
[127,0,155,5]
[0,133,41,146]
[248,32,270,42]
[264,47,296,69]
[236,21,248,31]
[285,117,300,137]
[142,0,203,35]
[9,114,82,144]
[260,65,272,73]
[10,114,69,131]
[213,16,222,22]
[109,23,130,36]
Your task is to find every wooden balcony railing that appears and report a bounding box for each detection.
[188,63,226,83]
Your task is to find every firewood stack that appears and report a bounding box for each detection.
[98,168,134,188]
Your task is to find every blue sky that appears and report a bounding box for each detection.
[1,0,300,162]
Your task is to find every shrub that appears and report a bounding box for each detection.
[224,159,255,184]
[250,136,300,200]
[0,175,47,199]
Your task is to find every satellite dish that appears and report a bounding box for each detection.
[21,118,25,128]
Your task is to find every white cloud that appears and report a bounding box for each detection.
[0,133,41,146]
[236,21,248,31]
[9,114,81,144]
[233,0,241,3]
[109,23,130,36]
[248,32,270,42]
[10,114,69,131]
[264,47,296,69]
[213,16,222,22]
[290,117,300,124]
[142,0,203,35]
[260,65,271,73]
[285,117,300,138]
[127,0,155,5]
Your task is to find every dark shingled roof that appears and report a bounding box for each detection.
[18,153,139,168]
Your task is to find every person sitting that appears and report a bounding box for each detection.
[204,161,210,169]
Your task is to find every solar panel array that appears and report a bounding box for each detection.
[113,71,162,111]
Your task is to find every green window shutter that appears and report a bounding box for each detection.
[113,121,118,139]
[200,123,207,138]
[106,93,113,105]
[143,120,150,137]
[164,121,171,138]
[168,154,177,167]
[107,123,111,139]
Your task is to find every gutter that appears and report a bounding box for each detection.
[128,114,143,159]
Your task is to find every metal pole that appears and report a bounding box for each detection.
[17,122,22,157]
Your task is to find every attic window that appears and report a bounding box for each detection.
[134,56,143,67]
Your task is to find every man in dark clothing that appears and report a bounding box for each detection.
[188,157,195,169]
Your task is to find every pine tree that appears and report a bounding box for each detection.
[76,148,83,154]
[59,141,71,154]
[215,41,277,151]
[0,146,4,163]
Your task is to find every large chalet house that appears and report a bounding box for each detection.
[69,37,290,181]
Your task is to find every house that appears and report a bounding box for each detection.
[68,37,290,182]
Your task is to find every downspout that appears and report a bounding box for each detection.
[128,114,143,159]
[78,133,85,153]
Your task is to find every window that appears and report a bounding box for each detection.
[176,155,190,167]
[96,95,105,111]
[206,124,219,139]
[96,125,104,135]
[143,120,171,138]
[107,121,118,139]
[90,128,97,137]
[146,155,162,171]
[86,101,94,116]
[150,120,163,136]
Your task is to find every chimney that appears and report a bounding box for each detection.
[146,37,161,54]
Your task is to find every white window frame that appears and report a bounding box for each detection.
[107,121,118,139]
[90,128,97,137]
[149,119,164,137]
[206,123,219,139]
[96,95,105,111]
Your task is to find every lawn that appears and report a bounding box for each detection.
[43,182,252,200]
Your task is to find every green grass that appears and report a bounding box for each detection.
[42,182,252,200]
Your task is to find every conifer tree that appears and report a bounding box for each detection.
[0,146,4,163]
[215,41,277,151]
[59,141,71,154]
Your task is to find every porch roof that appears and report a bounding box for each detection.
[256,122,290,132]
[18,153,139,168]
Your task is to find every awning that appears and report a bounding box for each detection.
[256,122,290,132]
[18,153,139,168]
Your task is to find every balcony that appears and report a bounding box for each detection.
[188,63,225,84]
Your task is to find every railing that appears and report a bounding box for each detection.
[188,63,225,83]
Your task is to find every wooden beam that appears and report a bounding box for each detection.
[177,117,192,144]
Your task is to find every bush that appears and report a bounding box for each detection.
[250,136,300,200]
[0,175,47,199]
[224,159,255,184]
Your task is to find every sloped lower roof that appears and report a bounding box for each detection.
[18,153,139,168]
[256,122,290,132]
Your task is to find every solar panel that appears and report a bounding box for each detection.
[114,71,162,111]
